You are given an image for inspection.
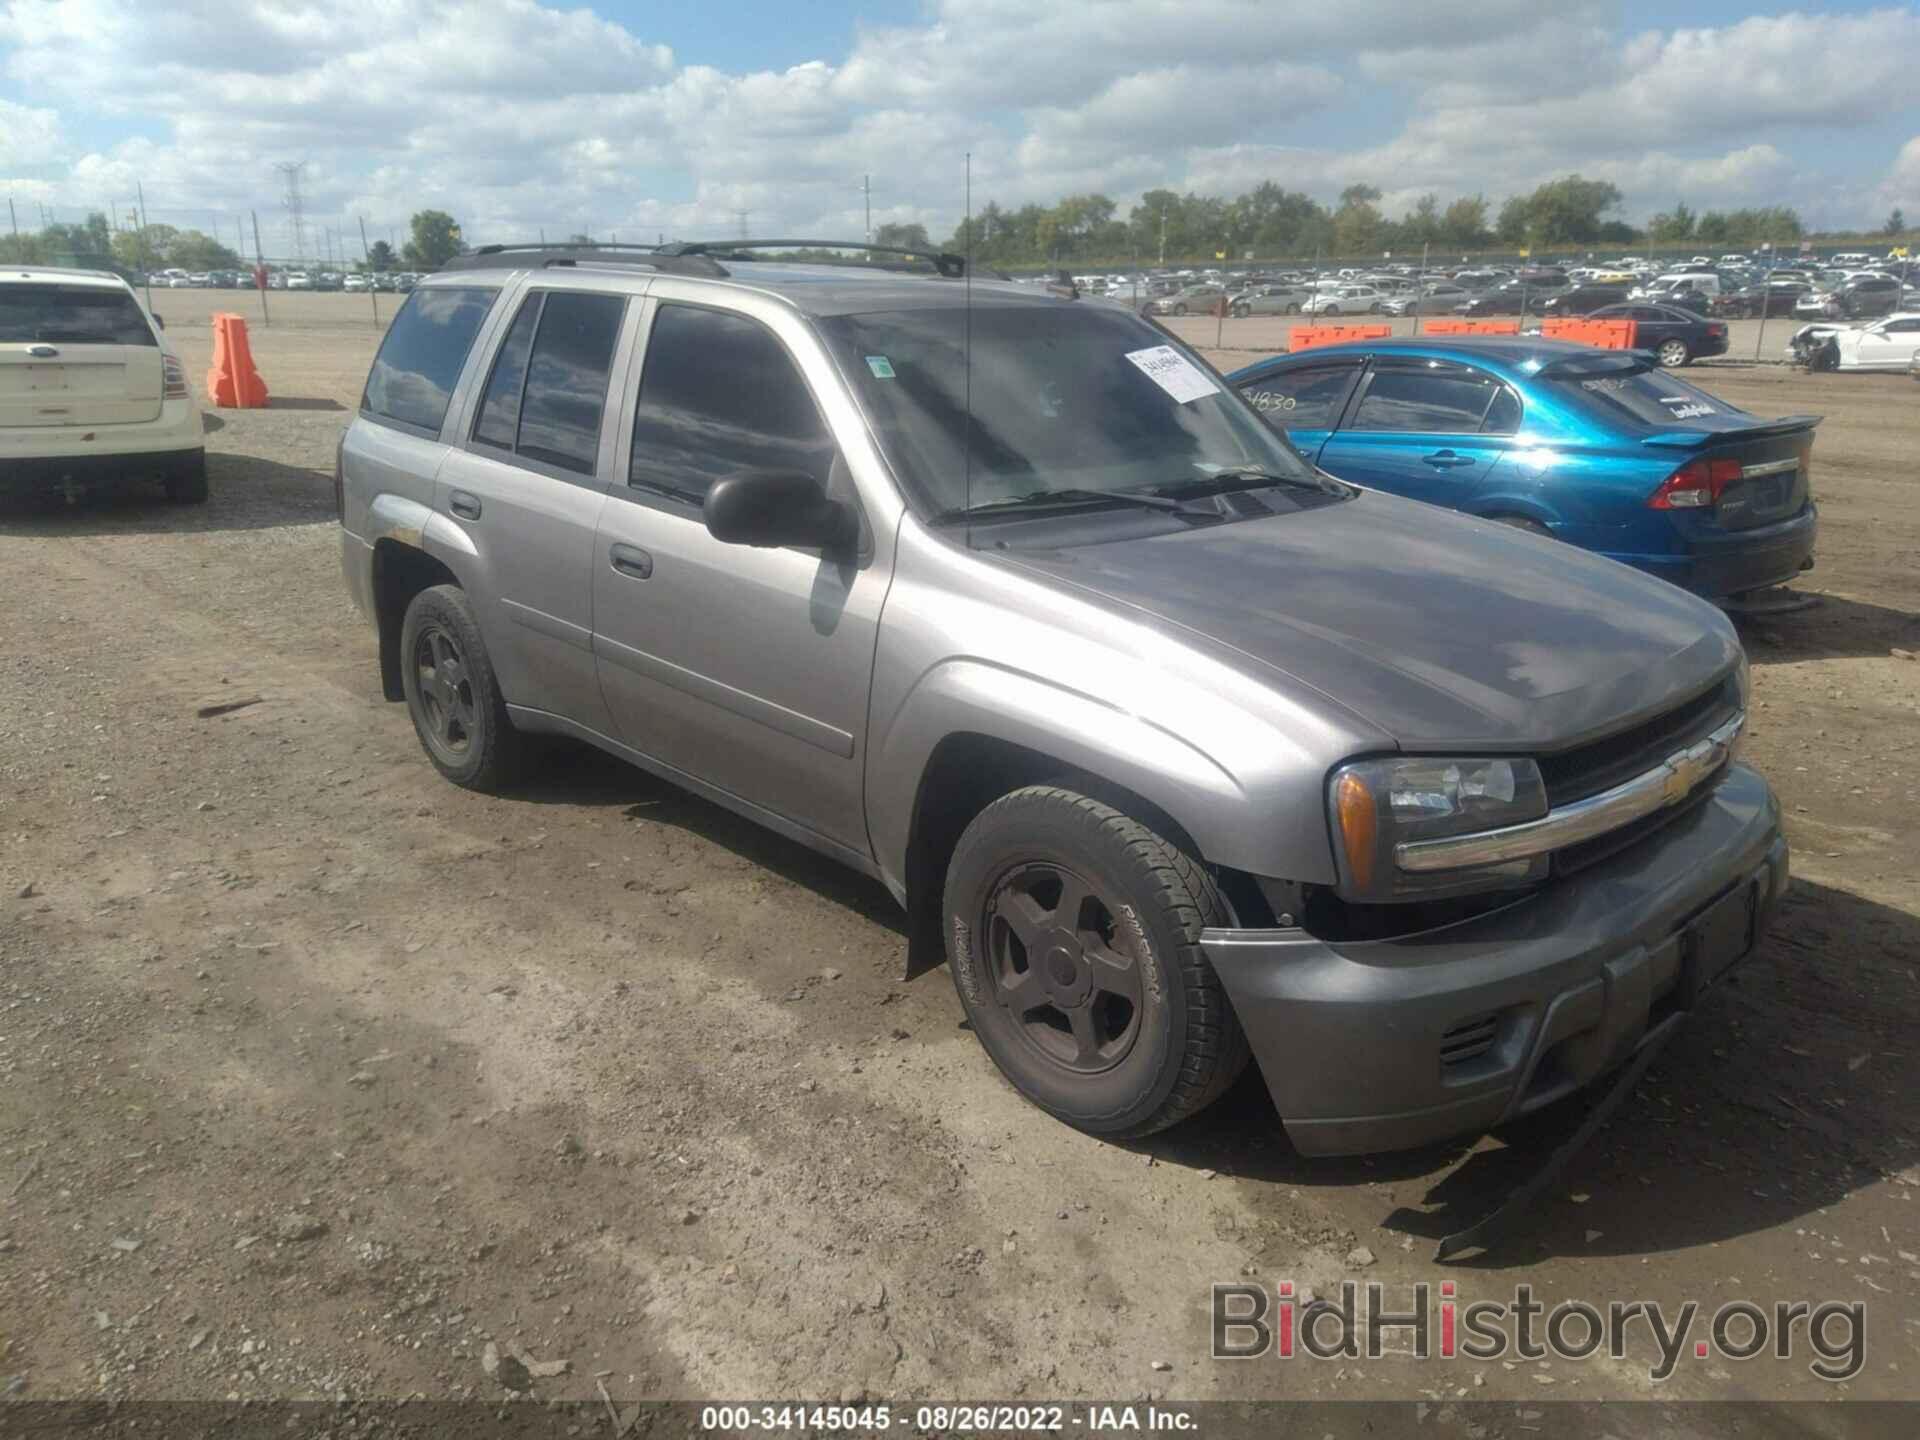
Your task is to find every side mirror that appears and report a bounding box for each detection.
[704,469,856,552]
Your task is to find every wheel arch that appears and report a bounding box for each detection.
[371,536,463,702]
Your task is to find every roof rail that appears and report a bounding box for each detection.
[656,239,971,279]
[438,243,729,278]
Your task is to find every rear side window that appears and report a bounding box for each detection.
[1235,363,1360,430]
[515,292,625,474]
[362,286,496,434]
[628,304,836,504]
[1347,364,1503,433]
[471,295,541,451]
[0,284,156,345]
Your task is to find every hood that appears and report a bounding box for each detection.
[997,491,1739,753]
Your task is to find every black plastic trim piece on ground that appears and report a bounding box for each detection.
[1434,1010,1687,1263]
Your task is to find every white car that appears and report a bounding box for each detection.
[1,267,206,503]
[1300,285,1384,316]
[1787,312,1920,371]
[343,273,371,292]
[284,271,313,290]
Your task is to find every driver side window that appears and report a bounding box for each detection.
[629,304,837,506]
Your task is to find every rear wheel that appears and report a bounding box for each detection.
[1172,304,1188,316]
[1285,302,1300,315]
[1656,338,1691,368]
[1231,303,1249,319]
[943,786,1250,1138]
[1322,304,1341,317]
[399,584,521,792]
[163,450,208,504]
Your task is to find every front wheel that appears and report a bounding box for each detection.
[944,786,1250,1138]
[1285,302,1300,314]
[1322,305,1341,317]
[1231,304,1249,319]
[1172,304,1188,316]
[1656,338,1691,368]
[399,584,521,791]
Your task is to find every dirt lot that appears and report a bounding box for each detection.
[2,291,1917,1413]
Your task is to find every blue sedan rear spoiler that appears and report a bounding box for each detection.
[1638,414,1822,448]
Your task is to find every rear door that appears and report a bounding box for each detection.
[1316,357,1519,507]
[1230,357,1364,463]
[436,284,631,734]
[0,282,163,427]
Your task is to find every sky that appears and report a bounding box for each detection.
[1,0,1916,258]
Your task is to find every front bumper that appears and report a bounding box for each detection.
[1203,763,1786,1157]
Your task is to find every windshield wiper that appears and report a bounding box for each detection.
[1147,468,1338,499]
[929,487,1195,524]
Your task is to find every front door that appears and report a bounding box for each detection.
[591,298,886,855]
[1315,357,1518,508]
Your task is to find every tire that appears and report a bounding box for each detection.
[1231,304,1249,319]
[943,785,1251,1138]
[398,584,521,792]
[1285,303,1300,315]
[1172,304,1188,317]
[1369,302,1383,314]
[1323,305,1341,317]
[1656,338,1691,368]
[163,450,208,504]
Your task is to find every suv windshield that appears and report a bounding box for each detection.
[816,303,1324,520]
[0,284,157,345]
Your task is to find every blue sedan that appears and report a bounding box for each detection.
[1227,337,1818,600]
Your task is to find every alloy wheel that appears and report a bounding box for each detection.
[412,625,478,761]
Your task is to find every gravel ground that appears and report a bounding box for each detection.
[1,291,1916,1417]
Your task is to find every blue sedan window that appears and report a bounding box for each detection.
[1234,363,1358,429]
[1348,366,1501,433]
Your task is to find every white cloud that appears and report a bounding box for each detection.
[0,0,1911,250]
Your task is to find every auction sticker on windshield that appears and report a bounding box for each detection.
[1125,345,1219,404]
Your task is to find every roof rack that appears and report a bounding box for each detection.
[439,243,729,278]
[656,239,972,279]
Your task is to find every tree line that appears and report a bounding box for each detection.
[869,175,1839,267]
[0,208,466,273]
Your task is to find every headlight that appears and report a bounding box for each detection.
[1329,756,1549,901]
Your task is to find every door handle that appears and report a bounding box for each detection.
[609,543,653,580]
[1422,450,1475,469]
[448,490,481,520]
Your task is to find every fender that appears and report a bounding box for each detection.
[866,655,1341,903]
[364,491,480,569]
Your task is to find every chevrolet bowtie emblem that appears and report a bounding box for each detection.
[1660,735,1726,807]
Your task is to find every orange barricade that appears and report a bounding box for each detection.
[206,313,269,408]
[1420,318,1520,336]
[1288,323,1392,353]
[1540,317,1638,350]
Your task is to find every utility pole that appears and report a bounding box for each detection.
[275,160,308,267]
[252,210,270,325]
[863,174,871,242]
[136,181,153,312]
[358,216,379,327]
[1158,205,1168,267]
[9,195,19,244]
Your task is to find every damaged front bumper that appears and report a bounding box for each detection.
[1203,763,1787,1157]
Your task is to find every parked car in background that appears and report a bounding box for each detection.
[1228,336,1815,601]
[1384,283,1471,316]
[393,273,419,293]
[1814,273,1903,320]
[339,248,1786,1156]
[0,266,206,504]
[1455,283,1551,316]
[1787,313,1920,371]
[1301,285,1384,316]
[344,273,372,292]
[1230,283,1312,316]
[284,271,313,290]
[1143,283,1225,316]
[1586,303,1729,368]
[1630,273,1720,312]
[1715,281,1809,318]
[1535,284,1631,317]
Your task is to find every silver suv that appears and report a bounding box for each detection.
[338,241,1786,1156]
